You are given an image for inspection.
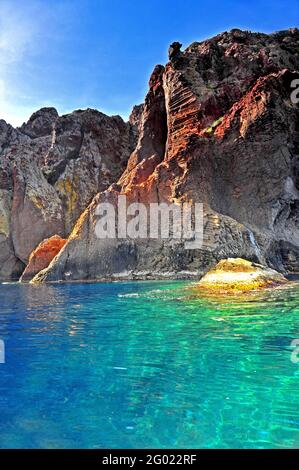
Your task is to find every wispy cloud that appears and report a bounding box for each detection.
[0,1,72,126]
[0,3,38,65]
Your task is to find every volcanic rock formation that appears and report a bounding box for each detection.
[0,108,133,280]
[1,28,299,282]
[20,234,66,282]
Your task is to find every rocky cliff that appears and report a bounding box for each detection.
[0,108,133,280]
[1,28,299,282]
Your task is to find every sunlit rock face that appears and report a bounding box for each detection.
[195,258,287,294]
[2,28,299,282]
[20,235,66,282]
[0,108,133,280]
[36,28,299,282]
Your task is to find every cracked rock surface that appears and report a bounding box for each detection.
[1,29,299,282]
[31,29,299,282]
[0,108,133,280]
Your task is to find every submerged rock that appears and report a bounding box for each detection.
[20,235,66,282]
[197,258,287,293]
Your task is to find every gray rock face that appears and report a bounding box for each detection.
[0,108,133,280]
[31,192,273,283]
[33,28,299,283]
[20,107,59,138]
[129,104,144,150]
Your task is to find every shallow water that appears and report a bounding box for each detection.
[0,280,299,448]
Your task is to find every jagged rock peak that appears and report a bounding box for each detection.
[65,107,110,119]
[168,41,182,59]
[149,64,165,88]
[129,104,144,126]
[19,107,129,140]
[186,27,299,52]
[20,107,59,138]
[129,104,144,148]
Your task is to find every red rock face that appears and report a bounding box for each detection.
[142,31,297,210]
[119,29,299,210]
[2,28,299,283]
[20,235,66,282]
[120,65,167,193]
[33,28,299,282]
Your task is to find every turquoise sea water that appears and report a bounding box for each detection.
[0,280,299,449]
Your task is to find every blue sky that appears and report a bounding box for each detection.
[0,0,298,126]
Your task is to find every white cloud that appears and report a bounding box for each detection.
[0,1,52,126]
[0,2,38,66]
[0,1,96,127]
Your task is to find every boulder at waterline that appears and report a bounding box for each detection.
[196,258,287,293]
